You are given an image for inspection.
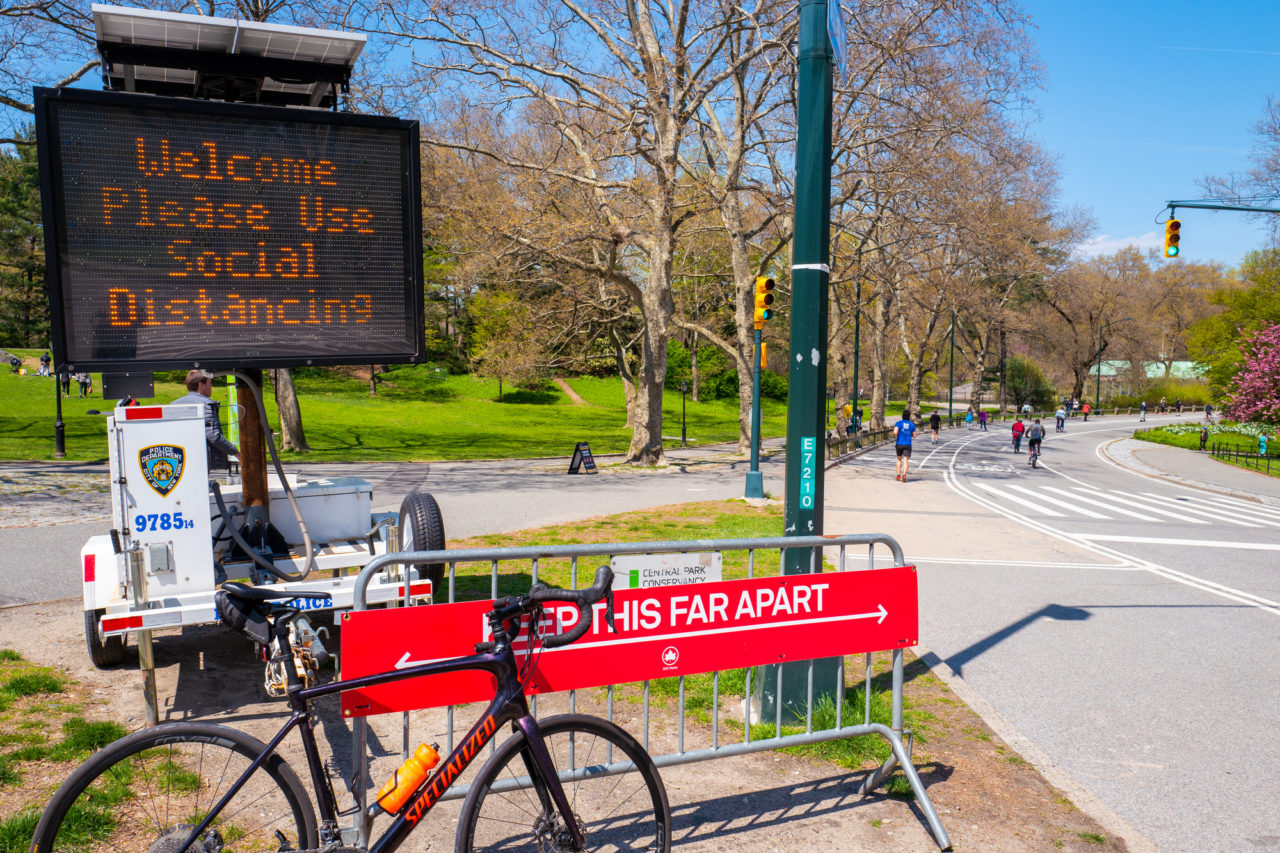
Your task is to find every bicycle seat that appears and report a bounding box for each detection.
[220,582,332,603]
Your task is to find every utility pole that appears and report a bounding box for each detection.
[782,0,835,551]
[948,311,955,424]
[760,0,840,724]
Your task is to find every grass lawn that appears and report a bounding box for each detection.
[0,352,786,462]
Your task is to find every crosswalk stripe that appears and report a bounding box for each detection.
[1004,484,1110,519]
[1041,487,1165,521]
[1083,490,1210,525]
[972,481,1066,516]
[1138,492,1263,528]
[1187,493,1280,523]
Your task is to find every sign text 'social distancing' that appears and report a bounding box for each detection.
[340,566,917,717]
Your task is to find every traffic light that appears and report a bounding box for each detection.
[753,277,775,328]
[1164,219,1181,258]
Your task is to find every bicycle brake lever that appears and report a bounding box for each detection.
[604,588,617,634]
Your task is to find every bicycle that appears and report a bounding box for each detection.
[1028,443,1042,468]
[32,566,671,853]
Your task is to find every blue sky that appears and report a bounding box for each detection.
[1028,2,1280,268]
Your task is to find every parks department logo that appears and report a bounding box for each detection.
[139,445,185,497]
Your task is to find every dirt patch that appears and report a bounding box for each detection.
[553,377,590,406]
[0,598,1134,853]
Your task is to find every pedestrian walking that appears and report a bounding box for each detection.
[965,409,974,430]
[1199,426,1209,451]
[1082,401,1091,422]
[75,372,91,398]
[1260,433,1268,456]
[1159,396,1167,414]
[979,409,988,431]
[1175,397,1183,415]
[1139,400,1147,422]
[58,369,70,396]
[893,409,917,482]
[1011,417,1026,452]
[929,410,941,444]
[1204,402,1214,423]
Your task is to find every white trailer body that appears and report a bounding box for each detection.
[86,405,428,644]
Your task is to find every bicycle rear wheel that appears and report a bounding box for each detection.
[457,713,670,852]
[32,721,317,853]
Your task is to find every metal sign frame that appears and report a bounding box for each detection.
[34,86,425,372]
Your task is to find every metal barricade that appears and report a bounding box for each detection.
[347,533,950,850]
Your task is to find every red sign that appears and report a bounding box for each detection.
[340,567,917,718]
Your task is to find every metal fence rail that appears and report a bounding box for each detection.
[1210,441,1276,475]
[349,533,950,850]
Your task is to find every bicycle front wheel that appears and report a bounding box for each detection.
[33,721,318,853]
[457,713,671,852]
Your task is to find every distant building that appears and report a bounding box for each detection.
[1087,360,1205,398]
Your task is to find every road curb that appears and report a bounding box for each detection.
[913,643,1163,853]
[1097,438,1280,507]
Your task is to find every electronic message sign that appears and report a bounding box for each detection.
[35,88,424,371]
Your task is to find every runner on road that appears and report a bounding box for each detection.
[893,410,916,483]
[929,410,941,444]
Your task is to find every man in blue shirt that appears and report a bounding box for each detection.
[894,410,917,482]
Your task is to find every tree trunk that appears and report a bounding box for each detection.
[271,368,310,452]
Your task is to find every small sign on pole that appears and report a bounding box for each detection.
[568,441,597,474]
[610,553,723,589]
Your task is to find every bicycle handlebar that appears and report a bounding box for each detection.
[530,565,616,649]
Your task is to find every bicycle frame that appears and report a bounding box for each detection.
[174,628,583,853]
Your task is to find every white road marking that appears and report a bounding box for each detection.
[972,481,1067,516]
[1004,483,1110,519]
[1078,534,1280,551]
[1173,494,1280,526]
[944,442,1280,617]
[1192,493,1280,520]
[1086,491,1211,525]
[1041,487,1164,521]
[1136,492,1262,527]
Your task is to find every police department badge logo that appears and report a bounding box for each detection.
[139,445,185,497]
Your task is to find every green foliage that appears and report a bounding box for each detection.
[0,808,41,853]
[666,339,786,401]
[1187,248,1280,393]
[4,672,65,697]
[49,719,128,762]
[0,128,48,348]
[0,360,786,461]
[1003,356,1057,410]
[1110,379,1210,408]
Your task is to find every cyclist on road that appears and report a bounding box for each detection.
[1055,406,1066,432]
[1027,418,1045,463]
[893,409,916,482]
[1011,417,1026,452]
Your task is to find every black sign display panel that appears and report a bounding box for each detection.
[35,88,425,371]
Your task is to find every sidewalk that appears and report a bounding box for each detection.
[1101,438,1280,505]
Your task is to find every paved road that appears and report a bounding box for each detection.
[827,414,1279,853]
[9,416,1279,853]
[0,442,787,606]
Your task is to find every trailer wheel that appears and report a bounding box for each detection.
[398,491,447,601]
[84,608,125,668]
